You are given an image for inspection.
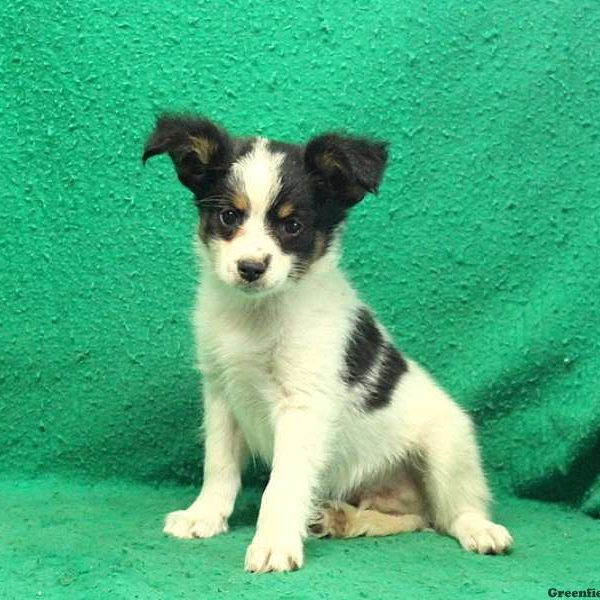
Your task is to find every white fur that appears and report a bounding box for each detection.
[163,145,513,572]
[229,138,284,215]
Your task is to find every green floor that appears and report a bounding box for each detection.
[2,477,598,599]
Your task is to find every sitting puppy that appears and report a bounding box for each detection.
[142,115,513,573]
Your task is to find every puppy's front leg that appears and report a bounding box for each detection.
[245,402,328,573]
[164,378,246,539]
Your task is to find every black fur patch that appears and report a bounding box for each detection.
[363,343,407,411]
[266,146,317,261]
[262,142,342,275]
[305,133,389,207]
[198,204,246,243]
[142,115,233,196]
[195,175,248,243]
[343,307,408,411]
[343,308,383,386]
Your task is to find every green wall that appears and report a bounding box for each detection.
[2,0,599,514]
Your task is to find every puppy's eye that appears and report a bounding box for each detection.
[219,208,240,227]
[282,218,302,236]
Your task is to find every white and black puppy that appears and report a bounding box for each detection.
[142,115,513,573]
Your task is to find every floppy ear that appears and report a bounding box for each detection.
[305,133,389,206]
[142,115,232,195]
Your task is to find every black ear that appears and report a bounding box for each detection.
[305,133,389,206]
[142,115,232,195]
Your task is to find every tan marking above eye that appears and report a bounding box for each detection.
[189,135,217,165]
[232,194,249,212]
[277,201,294,219]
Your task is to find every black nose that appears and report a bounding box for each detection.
[237,258,269,283]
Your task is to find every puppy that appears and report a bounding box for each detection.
[142,115,513,573]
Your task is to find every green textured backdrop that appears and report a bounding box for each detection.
[2,3,600,592]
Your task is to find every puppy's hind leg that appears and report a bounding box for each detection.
[309,502,428,539]
[421,399,513,554]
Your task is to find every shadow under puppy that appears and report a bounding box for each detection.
[142,115,513,573]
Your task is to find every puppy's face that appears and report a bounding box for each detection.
[195,138,320,292]
[143,116,388,295]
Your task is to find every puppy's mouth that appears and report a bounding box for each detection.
[236,280,265,292]
[231,276,288,296]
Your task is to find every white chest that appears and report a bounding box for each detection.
[198,309,285,463]
[193,269,359,466]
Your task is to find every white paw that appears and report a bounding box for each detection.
[163,509,228,539]
[452,514,513,555]
[244,534,304,573]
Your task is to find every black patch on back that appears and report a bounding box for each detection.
[343,307,408,412]
[343,308,383,386]
[363,343,407,411]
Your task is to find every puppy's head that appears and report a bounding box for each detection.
[143,115,388,295]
